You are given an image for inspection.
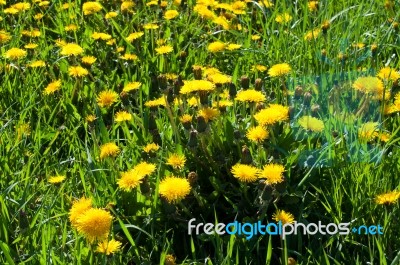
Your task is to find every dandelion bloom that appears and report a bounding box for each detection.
[298,116,324,132]
[164,10,179,20]
[86,115,97,123]
[123,82,141,93]
[0,31,11,44]
[159,176,191,203]
[76,208,112,242]
[69,197,93,227]
[235,89,266,103]
[126,32,144,42]
[83,1,102,15]
[268,63,291,77]
[97,90,118,108]
[254,104,289,126]
[81,56,97,65]
[25,43,38,49]
[105,11,118,19]
[155,45,173,55]
[165,254,177,265]
[166,153,186,169]
[304,28,321,41]
[134,162,157,176]
[4,48,27,60]
[252,65,268,72]
[114,110,132,122]
[308,1,318,12]
[272,210,295,224]
[180,80,215,94]
[377,67,400,82]
[207,73,231,84]
[259,164,284,184]
[118,169,146,191]
[275,13,292,24]
[246,126,269,143]
[207,41,225,52]
[43,80,61,95]
[60,43,84,56]
[259,0,273,8]
[375,191,400,205]
[96,239,122,255]
[91,32,112,41]
[143,23,159,29]
[231,164,260,182]
[180,114,192,123]
[143,143,160,153]
[48,175,66,184]
[11,2,31,11]
[121,1,135,12]
[145,97,166,107]
[119,53,138,61]
[69,66,89,77]
[99,142,120,159]
[198,107,219,122]
[358,122,378,141]
[65,24,78,31]
[28,60,46,68]
[352,76,386,100]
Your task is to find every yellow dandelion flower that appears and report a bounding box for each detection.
[76,208,112,242]
[179,114,193,124]
[65,24,78,31]
[308,1,318,12]
[96,239,122,255]
[121,1,135,12]
[11,2,31,11]
[123,82,141,93]
[0,31,11,44]
[194,5,216,19]
[213,16,230,30]
[28,60,46,68]
[86,115,97,123]
[99,142,120,159]
[4,48,27,60]
[259,164,284,184]
[145,97,166,107]
[298,116,324,132]
[207,41,225,52]
[118,169,145,191]
[235,89,266,103]
[48,175,66,184]
[43,80,61,95]
[166,153,186,169]
[83,1,102,15]
[352,76,386,100]
[159,176,191,203]
[81,56,97,65]
[377,67,400,82]
[304,28,321,41]
[155,45,173,55]
[91,32,112,41]
[143,143,160,153]
[375,190,400,205]
[146,1,158,6]
[97,90,118,108]
[180,80,215,94]
[251,34,261,40]
[105,11,118,19]
[126,32,144,42]
[164,10,179,20]
[21,29,41,37]
[4,7,19,14]
[259,0,273,8]
[198,107,219,122]
[15,123,31,139]
[254,104,290,126]
[69,197,93,227]
[115,110,132,122]
[246,126,269,143]
[231,164,260,183]
[60,43,84,56]
[143,23,159,29]
[252,64,268,72]
[69,66,89,77]
[275,13,292,24]
[24,43,38,49]
[207,73,232,84]
[268,63,291,77]
[358,122,379,141]
[119,53,138,61]
[213,100,233,108]
[273,210,295,224]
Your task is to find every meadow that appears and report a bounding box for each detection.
[1,0,400,264]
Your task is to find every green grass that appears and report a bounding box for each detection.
[1,0,400,264]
